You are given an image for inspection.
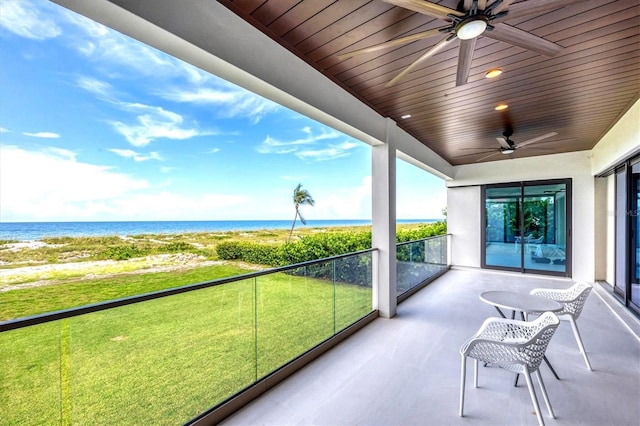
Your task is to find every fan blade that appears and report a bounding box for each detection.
[382,0,463,20]
[493,0,583,23]
[454,150,498,159]
[516,132,558,148]
[386,35,454,87]
[488,0,515,15]
[484,23,563,57]
[496,137,511,149]
[477,0,487,11]
[336,27,448,60]
[456,38,476,86]
[459,147,498,151]
[518,146,555,151]
[476,151,502,162]
[462,0,473,11]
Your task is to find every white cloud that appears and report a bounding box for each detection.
[75,76,115,100]
[207,148,221,154]
[296,141,360,161]
[73,77,212,147]
[257,128,360,161]
[0,145,260,221]
[22,131,61,139]
[309,176,372,219]
[256,126,345,156]
[0,127,9,133]
[0,2,62,40]
[44,147,77,161]
[161,85,280,124]
[0,145,150,221]
[109,103,207,147]
[110,149,162,162]
[62,10,178,78]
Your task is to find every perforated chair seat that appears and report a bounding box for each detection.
[529,282,593,370]
[459,312,560,426]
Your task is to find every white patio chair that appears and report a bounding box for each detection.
[459,312,560,426]
[529,281,593,370]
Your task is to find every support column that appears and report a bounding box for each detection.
[372,118,397,318]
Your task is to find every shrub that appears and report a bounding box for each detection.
[99,245,149,260]
[216,222,446,268]
[397,221,446,243]
[216,241,282,265]
[162,242,194,252]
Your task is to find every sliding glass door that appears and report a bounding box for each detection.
[613,158,640,315]
[631,162,640,310]
[615,166,628,297]
[483,179,571,276]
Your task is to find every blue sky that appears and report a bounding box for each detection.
[0,1,446,223]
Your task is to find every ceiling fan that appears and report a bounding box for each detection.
[337,0,580,87]
[457,128,558,162]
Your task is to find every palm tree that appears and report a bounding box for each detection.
[288,183,315,242]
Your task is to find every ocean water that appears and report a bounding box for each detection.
[0,219,437,241]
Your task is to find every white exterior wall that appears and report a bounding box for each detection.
[447,151,595,282]
[447,186,481,267]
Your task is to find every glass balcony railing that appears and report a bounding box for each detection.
[396,234,449,297]
[0,250,375,426]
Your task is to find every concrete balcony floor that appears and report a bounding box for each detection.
[222,268,640,426]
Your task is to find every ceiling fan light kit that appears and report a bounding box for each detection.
[344,0,568,87]
[455,16,488,40]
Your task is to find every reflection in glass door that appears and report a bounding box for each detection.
[615,166,628,297]
[631,164,640,309]
[483,180,571,276]
[523,184,568,273]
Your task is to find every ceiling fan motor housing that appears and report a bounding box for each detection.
[448,0,508,39]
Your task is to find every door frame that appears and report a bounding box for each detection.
[481,178,572,277]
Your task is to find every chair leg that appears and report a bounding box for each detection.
[459,355,466,417]
[535,369,555,419]
[473,359,479,388]
[524,370,545,426]
[569,317,592,370]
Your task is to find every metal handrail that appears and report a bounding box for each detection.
[396,233,449,247]
[0,248,377,332]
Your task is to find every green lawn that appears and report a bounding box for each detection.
[1,266,372,425]
[0,263,250,321]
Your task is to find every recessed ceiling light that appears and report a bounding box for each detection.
[495,104,509,111]
[485,68,503,78]
[401,114,412,119]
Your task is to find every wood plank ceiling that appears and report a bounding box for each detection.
[219,0,640,165]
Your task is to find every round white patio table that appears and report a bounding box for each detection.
[480,290,563,320]
[479,290,563,382]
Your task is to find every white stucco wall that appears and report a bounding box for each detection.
[447,151,595,282]
[447,186,481,267]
